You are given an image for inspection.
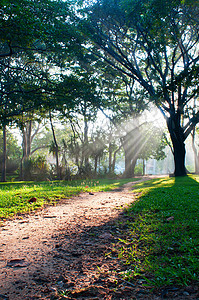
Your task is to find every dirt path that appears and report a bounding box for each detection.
[0,176,196,300]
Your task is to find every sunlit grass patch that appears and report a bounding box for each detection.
[113,175,199,288]
[0,177,140,219]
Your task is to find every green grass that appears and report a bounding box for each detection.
[0,177,139,220]
[114,175,199,288]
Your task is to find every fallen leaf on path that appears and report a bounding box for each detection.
[28,197,37,203]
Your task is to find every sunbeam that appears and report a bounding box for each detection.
[115,113,166,177]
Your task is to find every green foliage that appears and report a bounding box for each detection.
[0,177,140,219]
[138,124,167,161]
[0,0,74,57]
[134,162,143,175]
[0,0,83,126]
[113,176,199,287]
[0,129,21,173]
[23,155,49,181]
[81,0,199,176]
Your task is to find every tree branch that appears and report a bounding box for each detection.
[31,145,49,155]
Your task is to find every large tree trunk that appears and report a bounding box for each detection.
[1,125,7,182]
[123,147,138,178]
[167,115,187,176]
[173,141,186,176]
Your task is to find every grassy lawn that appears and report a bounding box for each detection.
[114,175,199,288]
[0,177,139,220]
[1,175,198,289]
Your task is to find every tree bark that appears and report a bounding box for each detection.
[1,125,7,182]
[20,120,42,180]
[49,112,60,180]
[20,120,32,180]
[123,148,138,178]
[94,157,98,176]
[142,159,145,175]
[83,115,89,169]
[108,142,112,174]
[27,120,32,157]
[112,144,122,173]
[167,115,187,176]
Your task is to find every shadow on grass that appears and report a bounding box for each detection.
[122,175,199,288]
[3,193,198,299]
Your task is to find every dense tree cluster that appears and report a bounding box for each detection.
[80,0,199,176]
[0,0,198,180]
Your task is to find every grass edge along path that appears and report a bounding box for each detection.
[112,175,199,289]
[0,177,140,220]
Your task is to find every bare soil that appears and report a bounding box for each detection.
[0,177,198,300]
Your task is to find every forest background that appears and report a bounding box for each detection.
[0,0,198,182]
